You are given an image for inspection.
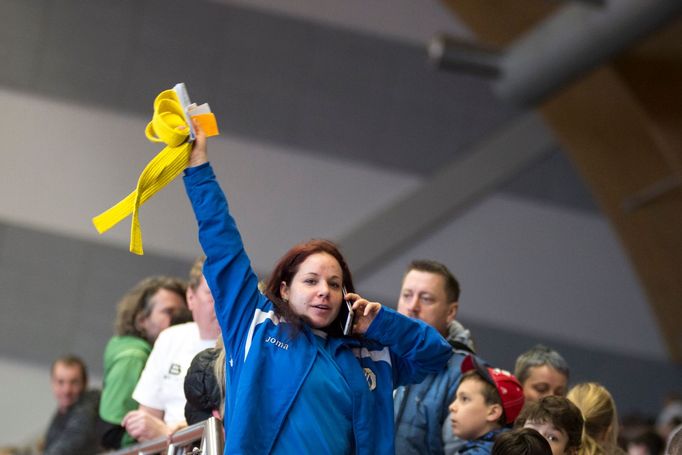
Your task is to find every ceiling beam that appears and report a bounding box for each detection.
[339,112,556,278]
[444,0,682,362]
[441,0,682,106]
[494,0,682,105]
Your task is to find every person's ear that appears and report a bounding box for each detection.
[486,403,503,423]
[135,312,148,336]
[280,281,290,302]
[186,286,196,311]
[447,301,459,322]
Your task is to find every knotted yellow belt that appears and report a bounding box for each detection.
[92,88,217,255]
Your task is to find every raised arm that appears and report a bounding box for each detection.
[183,122,264,355]
[187,120,209,168]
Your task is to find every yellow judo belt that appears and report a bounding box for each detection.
[92,89,216,255]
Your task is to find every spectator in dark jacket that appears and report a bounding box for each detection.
[492,428,552,455]
[44,355,101,455]
[184,337,224,425]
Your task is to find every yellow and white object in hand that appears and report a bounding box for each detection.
[92,83,219,255]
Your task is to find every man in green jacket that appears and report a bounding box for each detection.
[98,275,189,449]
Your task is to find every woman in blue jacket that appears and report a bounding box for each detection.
[183,122,452,454]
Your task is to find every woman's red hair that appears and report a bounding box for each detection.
[264,239,355,336]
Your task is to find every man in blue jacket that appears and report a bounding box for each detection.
[394,260,476,455]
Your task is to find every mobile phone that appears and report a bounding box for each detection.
[340,286,354,336]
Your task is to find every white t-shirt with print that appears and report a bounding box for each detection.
[132,322,217,425]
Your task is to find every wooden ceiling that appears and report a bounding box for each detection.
[443,0,682,362]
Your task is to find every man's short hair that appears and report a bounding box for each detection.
[460,371,506,427]
[514,344,570,385]
[629,430,664,455]
[51,354,88,387]
[516,396,584,452]
[114,276,187,338]
[188,257,206,291]
[406,259,460,302]
[668,425,682,454]
[492,428,552,455]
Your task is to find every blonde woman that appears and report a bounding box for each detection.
[567,383,626,455]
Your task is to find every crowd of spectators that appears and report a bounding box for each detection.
[5,262,682,455]
[4,124,681,455]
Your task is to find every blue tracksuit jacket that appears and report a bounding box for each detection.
[183,163,452,454]
[459,428,508,454]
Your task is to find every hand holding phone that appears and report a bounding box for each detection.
[342,292,382,336]
[340,286,354,336]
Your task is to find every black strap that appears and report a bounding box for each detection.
[448,339,475,354]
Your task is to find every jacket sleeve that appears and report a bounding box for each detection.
[99,350,147,424]
[98,421,126,450]
[183,163,264,357]
[99,346,147,448]
[442,355,465,455]
[44,391,100,455]
[364,306,452,387]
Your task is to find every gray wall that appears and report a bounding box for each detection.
[0,219,192,370]
[0,0,680,445]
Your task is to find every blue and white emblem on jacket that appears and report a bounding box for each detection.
[363,367,377,391]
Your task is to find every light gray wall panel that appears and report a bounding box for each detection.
[0,0,597,213]
[503,150,600,213]
[0,219,192,373]
[0,0,45,88]
[0,225,88,365]
[0,0,518,174]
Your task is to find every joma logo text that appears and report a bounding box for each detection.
[265,336,289,350]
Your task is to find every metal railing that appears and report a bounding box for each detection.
[105,417,223,455]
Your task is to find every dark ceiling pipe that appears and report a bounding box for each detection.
[493,0,682,106]
[427,34,502,78]
[430,0,682,106]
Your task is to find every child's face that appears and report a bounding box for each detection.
[449,377,498,440]
[523,420,572,455]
